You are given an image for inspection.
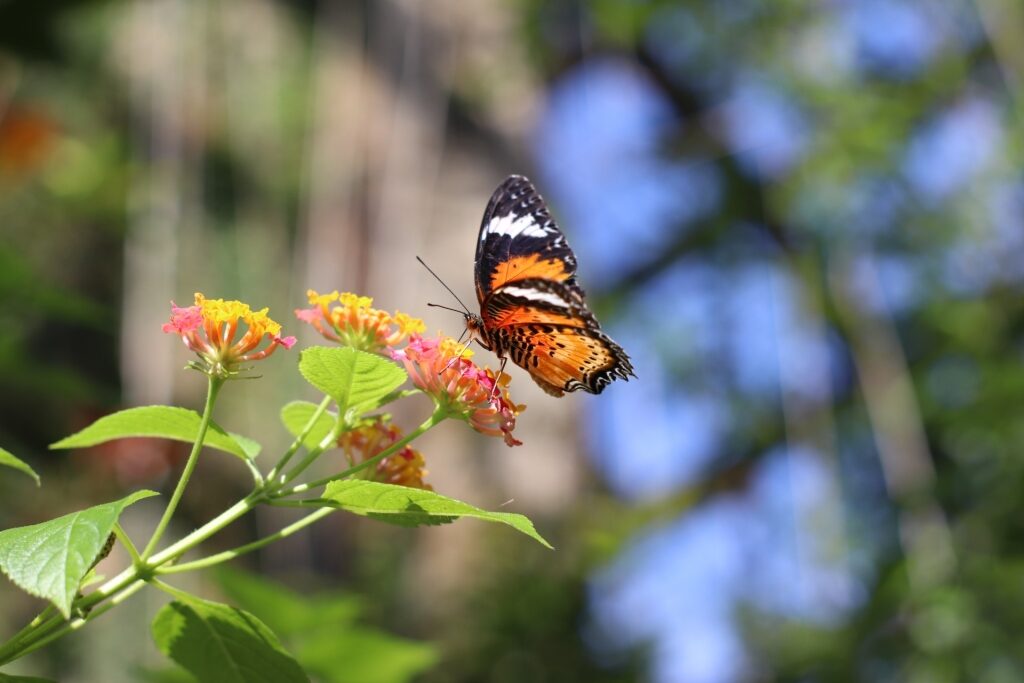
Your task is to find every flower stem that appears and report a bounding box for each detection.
[274,405,447,497]
[2,580,149,664]
[113,522,142,567]
[273,414,347,489]
[0,606,56,658]
[141,375,224,561]
[156,507,335,575]
[265,395,333,484]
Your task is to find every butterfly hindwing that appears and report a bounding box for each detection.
[473,175,635,395]
[492,321,634,397]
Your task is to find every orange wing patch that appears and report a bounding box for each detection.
[486,303,582,329]
[490,254,571,293]
[508,325,628,396]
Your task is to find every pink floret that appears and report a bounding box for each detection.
[275,335,298,349]
[162,302,203,334]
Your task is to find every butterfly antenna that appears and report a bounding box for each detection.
[427,303,466,315]
[416,256,472,315]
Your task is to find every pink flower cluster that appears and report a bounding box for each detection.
[391,334,524,447]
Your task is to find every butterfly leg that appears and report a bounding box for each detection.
[440,329,471,374]
[489,357,508,402]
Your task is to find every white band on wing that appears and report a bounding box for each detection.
[484,212,553,240]
[498,286,570,308]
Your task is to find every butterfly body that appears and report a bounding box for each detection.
[469,175,635,396]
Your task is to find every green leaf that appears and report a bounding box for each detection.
[0,448,40,486]
[0,674,58,683]
[214,568,361,638]
[298,347,406,413]
[279,402,337,451]
[0,490,158,617]
[298,628,438,683]
[212,569,435,683]
[49,406,261,461]
[151,597,309,683]
[322,481,552,548]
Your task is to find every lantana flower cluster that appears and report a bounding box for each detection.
[163,293,296,378]
[339,417,432,490]
[390,334,525,447]
[295,290,425,354]
[293,291,526,447]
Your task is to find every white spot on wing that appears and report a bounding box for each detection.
[500,286,570,308]
[484,212,553,240]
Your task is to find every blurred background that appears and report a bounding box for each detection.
[1,0,1023,681]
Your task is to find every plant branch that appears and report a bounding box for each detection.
[274,405,447,497]
[141,375,224,560]
[265,395,333,484]
[156,507,335,575]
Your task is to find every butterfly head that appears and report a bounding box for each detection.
[464,312,490,350]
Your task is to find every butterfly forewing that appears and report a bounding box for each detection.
[475,175,578,303]
[473,175,635,395]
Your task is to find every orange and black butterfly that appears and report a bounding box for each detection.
[463,175,635,396]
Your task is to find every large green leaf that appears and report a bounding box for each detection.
[0,490,158,617]
[214,568,361,638]
[298,347,406,413]
[279,402,337,451]
[322,481,552,548]
[50,406,261,461]
[151,598,309,683]
[0,674,58,682]
[0,448,39,486]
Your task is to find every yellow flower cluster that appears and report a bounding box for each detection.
[194,293,284,339]
[296,290,425,353]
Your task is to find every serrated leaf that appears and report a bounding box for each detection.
[214,568,361,638]
[322,481,552,548]
[49,406,261,461]
[279,402,337,451]
[0,490,158,617]
[0,448,40,486]
[151,598,309,683]
[298,628,438,683]
[298,347,406,413]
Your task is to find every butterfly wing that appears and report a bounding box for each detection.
[474,176,635,395]
[474,175,578,304]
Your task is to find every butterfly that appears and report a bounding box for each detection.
[462,175,635,396]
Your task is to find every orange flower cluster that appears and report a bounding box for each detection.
[295,290,425,354]
[339,417,431,490]
[162,293,295,377]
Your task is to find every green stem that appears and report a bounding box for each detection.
[0,605,56,656]
[151,578,197,602]
[0,492,261,665]
[265,395,333,484]
[156,507,335,575]
[274,405,447,497]
[113,522,142,567]
[274,414,347,489]
[0,380,438,664]
[141,375,224,560]
[4,580,149,664]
